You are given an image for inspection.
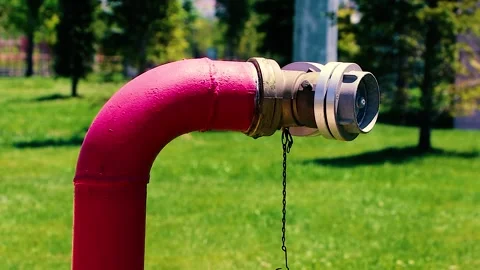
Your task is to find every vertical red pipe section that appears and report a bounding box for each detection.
[72,58,258,269]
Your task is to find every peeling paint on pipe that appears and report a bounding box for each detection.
[72,58,258,270]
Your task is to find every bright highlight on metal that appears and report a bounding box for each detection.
[320,62,380,141]
[247,58,380,141]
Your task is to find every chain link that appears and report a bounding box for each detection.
[277,128,293,270]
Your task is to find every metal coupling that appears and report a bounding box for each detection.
[245,58,380,141]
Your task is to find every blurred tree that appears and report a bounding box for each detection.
[255,0,294,66]
[351,0,480,151]
[183,0,199,57]
[0,2,6,33]
[101,0,188,75]
[54,0,96,97]
[215,0,293,63]
[215,0,263,59]
[24,0,45,76]
[34,0,59,46]
[212,18,228,59]
[0,0,57,76]
[195,17,219,57]
[148,0,188,65]
[337,7,360,62]
[236,13,264,59]
[353,0,422,124]
[215,0,251,58]
[418,0,443,150]
[414,0,480,150]
[182,0,225,59]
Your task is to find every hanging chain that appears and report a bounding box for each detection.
[277,128,293,270]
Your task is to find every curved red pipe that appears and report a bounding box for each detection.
[72,58,258,269]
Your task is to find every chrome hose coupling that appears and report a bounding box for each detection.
[246,58,380,141]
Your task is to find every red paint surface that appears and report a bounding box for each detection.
[72,58,258,270]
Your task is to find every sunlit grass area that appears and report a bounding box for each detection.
[0,77,479,269]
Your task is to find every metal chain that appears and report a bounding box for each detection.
[277,128,293,270]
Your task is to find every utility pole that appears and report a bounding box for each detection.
[293,0,339,63]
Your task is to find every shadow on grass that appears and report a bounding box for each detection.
[305,146,479,167]
[13,130,86,148]
[34,93,77,102]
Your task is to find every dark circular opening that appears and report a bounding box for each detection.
[355,80,367,125]
[356,74,379,131]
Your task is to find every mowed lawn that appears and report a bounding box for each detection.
[0,77,479,269]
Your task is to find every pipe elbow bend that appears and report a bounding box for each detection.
[75,58,259,183]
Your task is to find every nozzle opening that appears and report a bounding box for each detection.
[356,73,379,133]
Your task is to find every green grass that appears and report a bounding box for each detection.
[0,77,479,269]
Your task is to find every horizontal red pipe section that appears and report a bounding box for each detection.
[72,58,258,269]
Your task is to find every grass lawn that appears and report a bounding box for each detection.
[0,77,479,269]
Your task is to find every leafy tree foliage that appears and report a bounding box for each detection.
[337,7,360,62]
[24,0,44,76]
[53,0,96,97]
[255,0,294,66]
[0,2,7,33]
[0,0,57,76]
[215,0,293,62]
[183,0,199,57]
[235,12,264,59]
[353,0,423,122]
[148,0,188,65]
[101,0,188,75]
[215,0,254,58]
[345,0,480,151]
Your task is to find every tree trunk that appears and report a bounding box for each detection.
[418,0,439,152]
[418,39,434,151]
[137,37,148,76]
[72,75,79,97]
[418,110,431,151]
[395,56,409,124]
[122,57,129,78]
[392,5,409,125]
[25,17,35,77]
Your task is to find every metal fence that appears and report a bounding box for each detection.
[0,37,53,77]
[0,36,125,78]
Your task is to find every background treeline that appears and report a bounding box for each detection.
[0,0,479,150]
[0,0,295,94]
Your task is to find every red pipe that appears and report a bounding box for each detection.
[72,58,258,269]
